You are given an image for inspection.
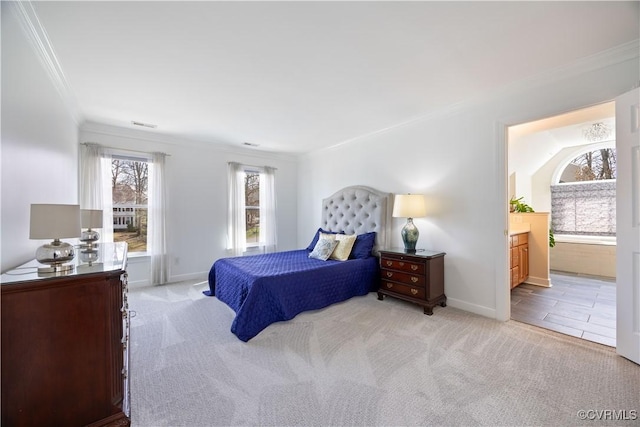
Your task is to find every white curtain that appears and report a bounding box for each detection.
[79,143,113,242]
[227,162,247,256]
[259,166,277,253]
[148,152,167,285]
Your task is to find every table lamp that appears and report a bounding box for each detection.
[392,194,427,253]
[29,204,81,273]
[80,209,103,247]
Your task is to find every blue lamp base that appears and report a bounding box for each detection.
[401,218,419,253]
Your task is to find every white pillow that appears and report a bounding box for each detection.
[330,234,357,261]
[309,238,339,261]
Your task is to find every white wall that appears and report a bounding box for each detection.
[1,3,79,272]
[531,145,576,212]
[80,124,298,286]
[0,2,297,280]
[298,46,639,320]
[1,1,299,284]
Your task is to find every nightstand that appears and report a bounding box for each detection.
[377,248,446,315]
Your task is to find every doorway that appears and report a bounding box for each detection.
[507,102,617,347]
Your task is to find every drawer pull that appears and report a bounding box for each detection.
[411,277,418,283]
[386,272,393,278]
[410,289,418,295]
[411,265,418,271]
[386,261,393,266]
[386,283,393,289]
[398,262,405,267]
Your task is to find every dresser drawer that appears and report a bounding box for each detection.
[380,256,425,275]
[381,280,425,299]
[380,269,425,286]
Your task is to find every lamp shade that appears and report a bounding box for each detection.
[81,209,103,229]
[29,204,81,239]
[392,194,427,218]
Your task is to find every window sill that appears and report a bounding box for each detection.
[243,245,265,255]
[127,252,150,261]
[554,235,616,246]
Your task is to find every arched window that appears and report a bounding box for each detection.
[550,144,616,237]
[558,148,616,183]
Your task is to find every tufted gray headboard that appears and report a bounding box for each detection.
[321,186,392,256]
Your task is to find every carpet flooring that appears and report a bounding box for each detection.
[128,280,639,426]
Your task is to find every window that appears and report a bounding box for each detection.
[551,147,616,237]
[244,171,260,245]
[558,148,616,183]
[111,156,149,252]
[227,162,277,255]
[80,144,167,284]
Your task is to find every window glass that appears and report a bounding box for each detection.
[559,148,616,183]
[112,157,148,252]
[244,171,260,245]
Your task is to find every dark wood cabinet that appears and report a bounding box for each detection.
[377,248,446,315]
[1,242,130,427]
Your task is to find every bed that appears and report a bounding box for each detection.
[205,185,392,341]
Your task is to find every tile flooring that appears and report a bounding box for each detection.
[510,271,616,347]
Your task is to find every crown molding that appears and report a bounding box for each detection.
[80,121,299,163]
[9,1,82,125]
[492,39,640,98]
[307,39,640,157]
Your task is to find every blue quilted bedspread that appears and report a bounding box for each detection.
[205,249,379,341]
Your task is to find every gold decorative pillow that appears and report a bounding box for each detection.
[330,234,357,261]
[318,232,337,241]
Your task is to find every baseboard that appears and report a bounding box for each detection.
[128,271,208,290]
[446,297,496,319]
[128,278,150,289]
[169,271,208,284]
[524,275,552,287]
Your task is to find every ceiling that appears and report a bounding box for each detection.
[508,102,616,177]
[30,1,639,154]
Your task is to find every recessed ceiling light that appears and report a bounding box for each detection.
[131,121,157,129]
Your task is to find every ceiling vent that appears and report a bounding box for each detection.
[131,121,157,129]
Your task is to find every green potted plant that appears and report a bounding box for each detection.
[509,196,555,248]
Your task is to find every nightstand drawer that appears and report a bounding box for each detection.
[378,248,446,316]
[380,270,425,286]
[381,280,425,299]
[380,257,425,275]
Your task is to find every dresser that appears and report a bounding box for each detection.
[1,242,130,427]
[377,248,446,315]
[510,232,529,288]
